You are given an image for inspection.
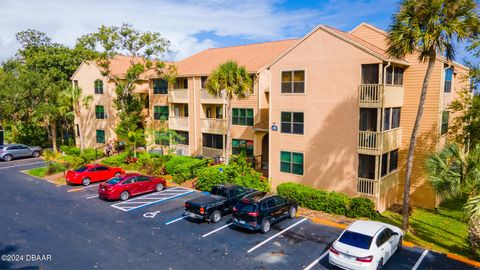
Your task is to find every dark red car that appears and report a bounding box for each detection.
[65,164,125,186]
[98,173,167,201]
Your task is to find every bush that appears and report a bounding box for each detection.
[165,156,208,184]
[46,161,67,175]
[277,182,376,218]
[102,152,129,167]
[60,145,81,156]
[137,154,170,176]
[80,148,102,163]
[57,155,85,169]
[195,165,229,191]
[233,173,270,192]
[43,149,55,161]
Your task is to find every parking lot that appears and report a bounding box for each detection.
[0,159,479,270]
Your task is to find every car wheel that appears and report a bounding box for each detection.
[32,151,40,158]
[377,258,384,270]
[397,236,403,251]
[120,191,130,201]
[210,210,221,223]
[260,219,271,234]
[82,177,91,186]
[3,154,12,162]
[156,183,164,192]
[114,172,121,178]
[288,206,297,219]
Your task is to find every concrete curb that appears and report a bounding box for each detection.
[302,215,480,267]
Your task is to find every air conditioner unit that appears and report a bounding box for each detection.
[104,114,108,119]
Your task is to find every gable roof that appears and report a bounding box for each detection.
[175,39,299,76]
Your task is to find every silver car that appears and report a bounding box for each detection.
[0,144,42,161]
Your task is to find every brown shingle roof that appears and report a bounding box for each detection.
[176,39,299,76]
[91,55,173,79]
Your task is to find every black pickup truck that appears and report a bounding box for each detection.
[184,184,257,223]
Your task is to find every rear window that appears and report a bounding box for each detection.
[236,202,257,212]
[74,166,88,172]
[211,186,228,197]
[106,178,122,185]
[338,231,373,250]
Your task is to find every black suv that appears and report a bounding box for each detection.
[232,192,297,233]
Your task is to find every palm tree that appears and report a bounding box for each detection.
[426,143,480,256]
[387,0,479,230]
[62,85,93,152]
[205,61,252,164]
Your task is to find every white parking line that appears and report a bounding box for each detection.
[412,249,429,270]
[247,217,308,253]
[111,187,194,212]
[165,216,188,225]
[202,224,232,238]
[86,195,98,199]
[304,250,329,270]
[0,161,45,170]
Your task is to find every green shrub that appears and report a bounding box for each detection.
[102,152,129,167]
[46,161,67,175]
[347,197,377,218]
[60,145,81,156]
[233,172,270,192]
[277,182,376,218]
[58,155,85,169]
[43,149,55,161]
[80,148,102,162]
[165,156,208,184]
[27,167,48,177]
[195,165,230,191]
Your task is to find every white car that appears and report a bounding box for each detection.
[329,220,403,270]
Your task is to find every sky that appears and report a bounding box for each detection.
[0,0,476,63]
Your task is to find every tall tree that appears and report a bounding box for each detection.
[61,85,93,151]
[387,0,479,230]
[77,24,176,152]
[205,61,252,164]
[426,143,480,257]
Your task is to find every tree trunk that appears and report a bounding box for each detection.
[225,98,232,164]
[402,56,436,230]
[77,113,85,153]
[51,121,57,154]
[469,215,480,257]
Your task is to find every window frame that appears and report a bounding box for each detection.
[202,133,224,150]
[281,112,304,135]
[444,67,453,93]
[385,66,404,86]
[441,111,449,135]
[281,70,305,94]
[280,151,304,175]
[154,105,169,121]
[96,129,105,144]
[232,108,254,126]
[153,79,168,94]
[94,79,104,94]
[232,139,254,156]
[95,105,105,119]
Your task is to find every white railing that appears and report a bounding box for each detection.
[169,89,188,102]
[359,84,383,107]
[201,118,226,133]
[202,147,223,158]
[168,116,189,130]
[358,131,379,152]
[358,128,402,153]
[174,145,189,156]
[357,178,379,196]
[200,89,225,103]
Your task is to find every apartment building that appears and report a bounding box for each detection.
[71,22,469,211]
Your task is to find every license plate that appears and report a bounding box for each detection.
[340,253,353,260]
[185,212,196,218]
[238,220,246,224]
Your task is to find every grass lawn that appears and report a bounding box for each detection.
[376,199,474,259]
[26,167,48,177]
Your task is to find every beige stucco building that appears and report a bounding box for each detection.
[71,22,470,211]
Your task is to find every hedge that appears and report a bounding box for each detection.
[277,182,376,218]
[165,156,208,184]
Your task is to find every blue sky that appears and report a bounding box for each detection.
[0,0,475,63]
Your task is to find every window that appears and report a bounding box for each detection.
[232,108,253,126]
[281,112,304,135]
[375,231,387,247]
[201,76,208,88]
[359,108,377,131]
[154,131,170,146]
[383,108,401,131]
[339,231,373,250]
[216,106,223,119]
[94,80,103,94]
[96,130,105,144]
[95,105,105,119]
[249,74,255,94]
[358,154,375,179]
[280,151,304,175]
[381,153,388,177]
[153,79,168,94]
[73,80,78,89]
[391,108,401,129]
[154,106,169,120]
[390,149,398,171]
[232,139,254,156]
[383,108,391,131]
[362,64,379,84]
[184,105,189,117]
[385,66,404,86]
[203,133,224,149]
[267,199,276,208]
[174,131,189,145]
[441,111,449,135]
[380,149,399,177]
[95,166,109,171]
[174,78,188,89]
[444,68,453,93]
[274,196,286,205]
[281,70,305,93]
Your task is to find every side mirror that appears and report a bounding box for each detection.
[393,232,399,236]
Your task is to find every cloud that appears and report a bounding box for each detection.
[0,0,318,62]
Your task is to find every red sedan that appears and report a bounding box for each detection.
[66,164,125,186]
[98,173,167,201]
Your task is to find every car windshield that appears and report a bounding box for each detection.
[106,178,122,185]
[74,166,88,172]
[338,231,373,250]
[236,202,257,212]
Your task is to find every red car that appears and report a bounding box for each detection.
[98,173,167,201]
[66,164,125,186]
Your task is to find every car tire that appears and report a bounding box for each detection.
[260,219,271,234]
[377,258,384,270]
[156,183,164,192]
[120,191,130,201]
[210,210,221,223]
[397,236,403,251]
[288,206,297,219]
[32,151,40,158]
[3,154,12,162]
[82,177,91,186]
[114,172,121,178]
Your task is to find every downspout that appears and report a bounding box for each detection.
[193,76,197,156]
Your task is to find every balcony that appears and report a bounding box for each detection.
[357,171,399,212]
[201,118,226,134]
[359,84,404,108]
[168,116,189,131]
[202,147,223,158]
[358,128,402,155]
[357,178,379,197]
[169,89,188,103]
[200,89,225,104]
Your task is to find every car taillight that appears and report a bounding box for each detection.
[247,211,259,217]
[329,246,339,255]
[356,255,373,263]
[232,206,237,212]
[200,207,205,214]
[184,203,189,208]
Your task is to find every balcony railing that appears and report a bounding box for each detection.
[168,116,189,131]
[359,84,404,108]
[201,118,226,134]
[169,89,188,103]
[358,128,402,154]
[200,89,225,103]
[202,147,223,158]
[357,178,379,197]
